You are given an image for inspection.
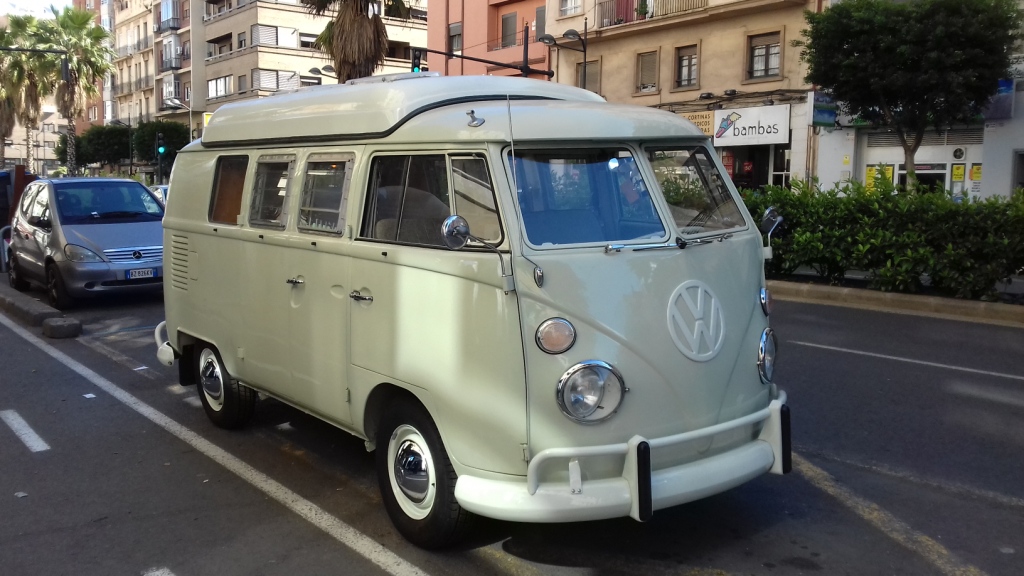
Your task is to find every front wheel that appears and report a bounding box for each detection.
[46,264,73,310]
[376,397,473,549]
[8,254,29,291]
[195,342,257,429]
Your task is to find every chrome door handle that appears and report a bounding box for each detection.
[349,290,373,303]
[286,277,304,285]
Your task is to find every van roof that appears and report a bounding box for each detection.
[200,75,607,148]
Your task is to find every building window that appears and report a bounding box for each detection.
[559,0,581,17]
[636,51,658,93]
[237,32,246,49]
[238,74,247,92]
[300,33,318,49]
[448,22,462,53]
[576,60,599,93]
[251,69,300,91]
[748,32,781,79]
[535,7,546,38]
[208,75,232,98]
[675,45,698,88]
[184,84,192,102]
[300,76,322,87]
[501,13,518,48]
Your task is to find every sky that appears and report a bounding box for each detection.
[3,1,72,18]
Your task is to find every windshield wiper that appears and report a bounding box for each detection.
[91,210,153,219]
[606,237,687,253]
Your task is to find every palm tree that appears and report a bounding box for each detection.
[0,27,20,170]
[5,16,50,172]
[38,6,114,175]
[301,0,410,83]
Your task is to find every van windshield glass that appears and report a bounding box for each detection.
[509,148,666,247]
[54,181,164,224]
[645,146,747,234]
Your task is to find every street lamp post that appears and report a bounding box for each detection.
[539,18,589,90]
[308,65,337,81]
[164,97,194,140]
[111,114,132,176]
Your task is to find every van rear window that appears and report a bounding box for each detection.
[209,155,249,224]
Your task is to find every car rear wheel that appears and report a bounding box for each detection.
[46,264,73,310]
[195,342,256,429]
[8,254,29,291]
[376,397,473,549]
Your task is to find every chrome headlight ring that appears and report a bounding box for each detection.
[757,328,777,385]
[760,287,773,316]
[555,360,627,424]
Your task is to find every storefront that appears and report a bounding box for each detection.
[711,104,792,189]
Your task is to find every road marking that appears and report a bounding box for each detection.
[1,410,51,453]
[795,453,987,576]
[78,337,159,381]
[88,324,160,337]
[946,382,1024,410]
[142,568,176,576]
[791,341,1024,382]
[0,314,430,576]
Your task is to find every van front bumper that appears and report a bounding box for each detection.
[454,392,789,523]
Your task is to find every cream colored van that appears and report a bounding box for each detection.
[155,74,790,549]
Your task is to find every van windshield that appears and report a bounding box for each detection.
[54,181,164,224]
[509,148,666,247]
[645,146,747,235]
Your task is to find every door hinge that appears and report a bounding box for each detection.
[521,443,530,462]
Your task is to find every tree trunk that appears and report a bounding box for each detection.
[67,118,78,176]
[899,129,925,193]
[24,126,33,170]
[0,141,6,169]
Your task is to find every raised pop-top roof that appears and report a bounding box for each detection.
[200,74,607,147]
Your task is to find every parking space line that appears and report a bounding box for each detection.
[77,337,159,380]
[791,341,1024,381]
[1,410,51,453]
[0,313,430,576]
[794,453,987,576]
[142,568,176,576]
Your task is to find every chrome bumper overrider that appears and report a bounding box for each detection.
[455,392,789,523]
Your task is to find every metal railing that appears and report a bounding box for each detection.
[134,75,154,90]
[161,57,183,72]
[134,36,152,51]
[487,34,538,52]
[158,18,181,33]
[596,0,708,27]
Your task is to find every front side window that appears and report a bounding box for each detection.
[451,156,501,243]
[249,155,294,228]
[298,154,353,234]
[363,155,451,247]
[509,148,665,247]
[209,155,249,224]
[646,146,746,234]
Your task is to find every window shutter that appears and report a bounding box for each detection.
[278,70,299,91]
[638,52,657,91]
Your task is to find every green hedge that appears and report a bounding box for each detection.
[740,180,1024,300]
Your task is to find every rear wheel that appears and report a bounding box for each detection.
[195,342,257,429]
[376,397,473,549]
[46,264,73,310]
[8,254,29,291]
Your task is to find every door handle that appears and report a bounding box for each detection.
[349,290,373,303]
[286,277,304,285]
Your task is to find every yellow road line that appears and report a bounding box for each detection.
[794,453,987,576]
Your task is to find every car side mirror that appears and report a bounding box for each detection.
[27,215,51,229]
[441,215,471,250]
[759,206,783,260]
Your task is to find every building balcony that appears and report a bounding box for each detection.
[487,34,537,52]
[158,18,182,33]
[135,36,153,51]
[134,76,155,90]
[596,0,709,28]
[115,44,134,59]
[161,57,183,72]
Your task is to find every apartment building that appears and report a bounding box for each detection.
[111,0,158,127]
[427,0,550,78]
[201,0,427,114]
[154,0,205,138]
[3,103,68,176]
[72,0,113,129]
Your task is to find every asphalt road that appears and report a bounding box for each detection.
[1,288,1022,576]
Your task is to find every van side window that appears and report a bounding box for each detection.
[451,156,502,243]
[363,154,451,247]
[298,153,353,234]
[209,155,249,224]
[249,155,295,229]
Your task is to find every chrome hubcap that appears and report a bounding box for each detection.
[394,440,430,503]
[198,349,224,410]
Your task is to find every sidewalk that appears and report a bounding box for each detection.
[0,282,82,337]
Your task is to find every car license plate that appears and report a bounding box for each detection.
[128,268,156,280]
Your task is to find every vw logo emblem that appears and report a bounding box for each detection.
[132,250,143,260]
[667,280,725,362]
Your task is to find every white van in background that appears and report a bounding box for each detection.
[155,74,790,549]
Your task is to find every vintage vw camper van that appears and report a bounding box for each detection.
[155,74,790,549]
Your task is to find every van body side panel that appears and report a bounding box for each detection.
[347,241,528,475]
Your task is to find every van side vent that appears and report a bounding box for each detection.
[170,234,189,291]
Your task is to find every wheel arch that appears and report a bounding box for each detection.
[362,383,428,452]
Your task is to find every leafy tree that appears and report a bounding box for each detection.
[37,6,115,175]
[56,130,95,166]
[301,0,409,83]
[797,0,1023,187]
[0,27,19,169]
[133,120,189,173]
[86,124,130,168]
[5,16,52,169]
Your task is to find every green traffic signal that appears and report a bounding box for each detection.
[157,145,166,154]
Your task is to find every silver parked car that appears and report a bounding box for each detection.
[7,178,164,309]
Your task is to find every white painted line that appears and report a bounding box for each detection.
[134,366,149,371]
[276,422,294,431]
[142,568,176,576]
[791,341,1024,382]
[84,393,97,399]
[0,313,430,576]
[1,410,51,453]
[183,396,202,408]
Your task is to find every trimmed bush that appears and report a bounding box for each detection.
[740,181,1024,300]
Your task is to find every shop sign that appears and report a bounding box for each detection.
[952,164,966,182]
[970,163,983,195]
[713,105,790,146]
[678,111,715,136]
[898,163,947,172]
[809,91,838,128]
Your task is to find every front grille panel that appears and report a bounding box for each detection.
[104,246,163,263]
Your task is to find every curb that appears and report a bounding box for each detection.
[768,280,1024,328]
[0,283,82,338]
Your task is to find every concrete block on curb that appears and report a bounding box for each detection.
[42,317,82,339]
[0,286,64,326]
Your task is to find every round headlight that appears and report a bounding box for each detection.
[64,244,103,263]
[556,361,626,423]
[757,328,777,384]
[536,318,576,354]
[760,287,773,316]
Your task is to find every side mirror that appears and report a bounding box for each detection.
[441,215,471,250]
[759,206,782,236]
[27,215,51,229]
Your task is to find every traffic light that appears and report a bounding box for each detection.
[155,132,166,156]
[411,49,422,73]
